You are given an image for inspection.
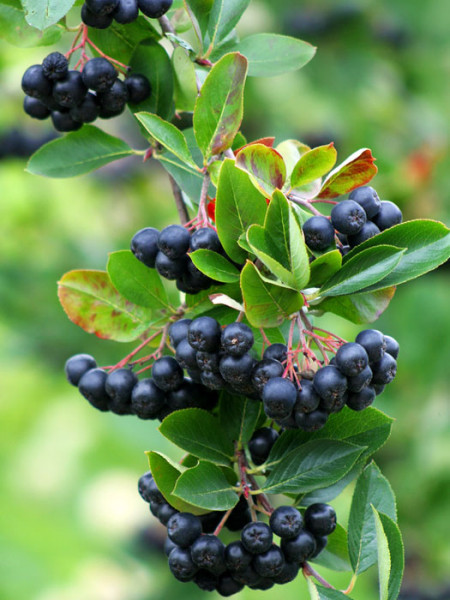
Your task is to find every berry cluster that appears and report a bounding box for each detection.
[131,225,231,294]
[138,471,336,596]
[64,350,218,419]
[302,185,403,254]
[81,0,173,28]
[22,54,151,132]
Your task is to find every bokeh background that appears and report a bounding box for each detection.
[0,1,449,599]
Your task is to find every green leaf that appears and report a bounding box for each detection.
[234,33,316,77]
[316,287,396,324]
[159,409,234,466]
[194,52,247,160]
[308,250,342,287]
[135,112,197,168]
[186,0,214,39]
[236,144,286,196]
[301,462,364,506]
[27,125,135,178]
[215,159,268,263]
[207,0,250,49]
[218,392,262,446]
[57,270,152,342]
[190,249,240,283]
[315,585,353,600]
[318,148,378,199]
[22,0,75,30]
[172,46,198,112]
[107,250,170,310]
[173,461,239,510]
[260,439,364,494]
[312,524,352,572]
[343,220,450,291]
[319,245,405,297]
[147,451,207,515]
[291,144,337,189]
[348,462,397,574]
[89,16,159,63]
[129,39,174,119]
[241,261,303,328]
[0,0,62,47]
[373,509,404,600]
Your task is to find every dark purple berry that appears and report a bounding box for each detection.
[196,351,220,372]
[194,570,218,591]
[22,65,52,99]
[335,342,369,377]
[113,0,139,23]
[190,534,226,575]
[313,366,347,404]
[152,356,183,391]
[347,221,380,247]
[253,544,285,578]
[86,0,119,15]
[371,353,397,385]
[347,385,376,411]
[131,378,166,419]
[175,338,198,370]
[295,408,328,431]
[310,534,328,558]
[168,546,198,581]
[219,353,254,386]
[270,506,303,539]
[347,364,372,393]
[131,227,159,268]
[98,79,128,111]
[138,471,163,504]
[158,502,178,525]
[272,560,300,584]
[262,377,297,420]
[155,251,187,280]
[105,367,137,413]
[51,110,83,132]
[42,52,69,81]
[168,319,192,348]
[384,335,400,359]
[138,0,173,18]
[304,503,337,536]
[81,3,114,27]
[248,427,279,466]
[302,216,335,251]
[52,71,87,108]
[82,57,118,92]
[225,541,252,573]
[295,379,321,413]
[78,368,109,411]
[373,383,385,395]
[216,573,244,596]
[241,521,273,554]
[252,359,284,394]
[167,379,201,410]
[263,343,287,364]
[164,536,177,556]
[167,512,202,548]
[331,199,367,235]
[70,92,99,123]
[200,370,226,390]
[65,353,97,386]
[281,530,316,563]
[188,317,222,352]
[125,73,151,103]
[190,227,223,253]
[349,186,381,218]
[221,322,254,356]
[355,329,386,363]
[372,200,402,231]
[23,96,50,120]
[158,224,191,259]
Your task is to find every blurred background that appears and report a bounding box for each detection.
[0,0,448,599]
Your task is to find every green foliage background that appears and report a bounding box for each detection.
[0,1,448,599]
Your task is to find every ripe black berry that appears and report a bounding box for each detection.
[335,342,369,377]
[216,573,244,596]
[219,353,254,386]
[225,497,252,532]
[81,4,114,27]
[167,379,201,410]
[196,351,220,372]
[152,356,183,391]
[194,569,218,591]
[371,353,397,384]
[347,364,373,392]
[253,544,285,578]
[78,368,110,411]
[221,322,254,356]
[190,227,223,253]
[231,564,262,586]
[355,329,386,362]
[168,546,198,581]
[310,535,328,558]
[98,79,128,111]
[42,52,69,81]
[280,530,316,563]
[372,201,403,231]
[131,378,166,419]
[164,536,177,556]
[270,506,303,539]
[331,200,367,235]
[294,408,328,431]
[313,366,347,404]
[263,343,287,364]
[158,502,178,526]
[191,534,226,574]
[373,383,385,395]
[175,338,198,370]
[167,512,202,548]
[241,521,273,554]
[105,368,137,414]
[188,317,222,352]
[168,319,191,348]
[155,251,187,279]
[51,110,83,132]
[295,379,321,413]
[272,560,299,584]
[23,96,51,120]
[302,216,335,251]
[158,224,191,259]
[384,335,400,359]
[138,471,163,503]
[131,227,159,268]
[82,58,118,92]
[125,74,151,103]
[248,427,279,466]
[304,503,337,536]
[86,0,119,15]
[22,65,52,99]
[138,0,173,18]
[65,353,97,386]
[349,186,381,218]
[225,541,253,572]
[262,377,297,420]
[346,385,376,411]
[53,71,87,108]
[347,221,380,247]
[200,370,226,390]
[70,92,99,123]
[252,359,284,394]
[113,0,139,23]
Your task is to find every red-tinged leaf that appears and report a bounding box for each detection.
[318,148,378,199]
[236,143,286,196]
[58,270,153,342]
[234,136,276,154]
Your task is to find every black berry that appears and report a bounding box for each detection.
[131,378,166,419]
[190,227,223,253]
[51,110,83,132]
[167,512,202,548]
[262,377,297,420]
[372,200,402,231]
[113,0,139,23]
[281,530,316,563]
[253,544,285,578]
[194,570,218,591]
[313,366,347,406]
[295,379,321,413]
[241,521,273,554]
[42,52,69,81]
[22,65,52,99]
[175,338,198,370]
[346,385,376,411]
[304,503,337,536]
[248,427,279,466]
[347,364,373,393]
[70,92,99,123]
[23,96,51,120]
[221,322,254,356]
[52,71,87,108]
[252,359,284,394]
[86,0,119,15]
[168,546,198,581]
[216,573,244,596]
[371,353,397,385]
[98,79,128,111]
[219,353,254,386]
[355,329,386,363]
[272,560,300,584]
[152,356,183,391]
[263,343,287,363]
[155,251,187,280]
[125,74,151,103]
[331,199,367,235]
[335,342,369,377]
[294,408,328,431]
[138,0,173,18]
[158,224,191,259]
[196,351,220,372]
[302,216,336,251]
[78,368,110,411]
[225,541,252,573]
[81,4,114,27]
[188,317,222,352]
[347,221,380,247]
[168,319,192,348]
[105,368,137,414]
[384,335,400,359]
[190,534,226,574]
[158,502,178,526]
[138,471,163,503]
[82,58,118,92]
[270,506,303,539]
[131,227,159,268]
[349,186,381,218]
[65,353,97,386]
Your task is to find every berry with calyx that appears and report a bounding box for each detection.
[98,79,128,111]
[347,364,373,392]
[190,534,226,574]
[304,503,337,536]
[262,377,297,420]
[248,427,279,466]
[52,71,87,108]
[158,502,178,526]
[241,521,273,554]
[167,379,202,410]
[65,353,97,386]
[22,65,52,99]
[131,378,166,419]
[196,351,220,372]
[335,342,369,377]
[371,353,397,384]
[125,74,151,104]
[295,379,321,413]
[105,367,137,413]
[175,338,198,370]
[82,57,118,92]
[138,471,163,504]
[158,224,191,259]
[70,92,99,123]
[182,260,213,292]
[51,110,83,132]
[349,185,381,218]
[331,199,367,235]
[42,52,69,81]
[216,573,244,596]
[225,541,253,573]
[219,353,254,386]
[194,570,218,591]
[294,408,328,431]
[252,359,284,394]
[221,322,254,356]
[190,227,223,253]
[138,0,173,18]
[200,370,226,390]
[280,530,316,563]
[384,334,400,359]
[113,0,139,22]
[372,200,403,231]
[81,4,114,27]
[313,366,347,405]
[23,96,51,120]
[78,368,110,411]
[348,221,380,247]
[188,317,222,352]
[346,385,376,411]
[253,544,285,578]
[152,356,183,391]
[355,329,386,362]
[155,251,186,280]
[263,343,287,364]
[231,564,262,586]
[168,319,192,348]
[302,216,335,251]
[168,546,198,581]
[270,506,303,539]
[86,0,119,15]
[131,227,159,268]
[167,512,202,548]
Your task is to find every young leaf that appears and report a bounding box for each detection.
[107,250,170,310]
[236,144,286,196]
[215,159,268,263]
[173,461,239,510]
[308,250,342,287]
[172,46,198,112]
[0,1,62,47]
[186,0,214,39]
[343,220,450,291]
[315,585,354,600]
[276,139,310,175]
[373,508,404,600]
[319,245,406,297]
[348,462,397,574]
[190,249,240,283]
[260,439,364,494]
[147,451,207,515]
[311,524,352,572]
[240,261,304,327]
[290,144,337,189]
[27,126,135,178]
[316,287,396,324]
[58,270,152,342]
[207,0,250,49]
[159,409,234,466]
[22,0,75,30]
[318,148,378,199]
[218,393,262,446]
[234,33,316,77]
[194,52,248,160]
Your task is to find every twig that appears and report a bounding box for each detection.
[169,175,189,224]
[158,15,175,35]
[288,193,322,216]
[303,562,335,589]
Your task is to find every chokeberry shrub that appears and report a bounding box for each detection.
[8,1,450,598]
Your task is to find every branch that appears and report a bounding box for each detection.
[158,15,175,35]
[169,175,190,224]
